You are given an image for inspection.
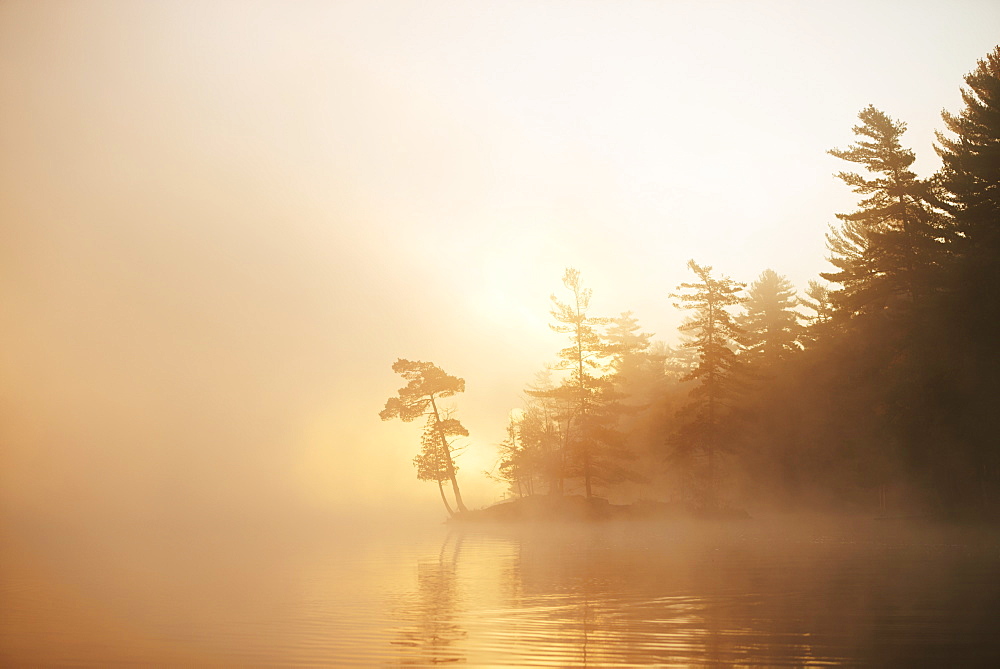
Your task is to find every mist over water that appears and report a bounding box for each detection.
[4,2,1000,665]
[3,515,999,666]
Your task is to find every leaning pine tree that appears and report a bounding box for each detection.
[413,412,469,516]
[380,359,469,515]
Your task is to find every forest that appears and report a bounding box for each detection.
[381,46,1000,521]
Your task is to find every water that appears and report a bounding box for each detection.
[3,515,1000,666]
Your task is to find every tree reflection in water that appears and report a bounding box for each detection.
[491,525,818,666]
[387,521,1000,667]
[391,531,467,665]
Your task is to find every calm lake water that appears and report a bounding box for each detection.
[3,514,1000,666]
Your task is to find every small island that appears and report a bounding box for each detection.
[449,495,751,524]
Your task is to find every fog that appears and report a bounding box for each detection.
[3,0,999,530]
[4,511,1000,665]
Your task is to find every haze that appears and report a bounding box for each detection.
[2,0,998,525]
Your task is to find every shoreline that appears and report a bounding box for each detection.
[448,495,752,524]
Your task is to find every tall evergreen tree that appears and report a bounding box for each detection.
[822,106,950,317]
[549,268,608,499]
[937,47,1000,268]
[936,45,1000,316]
[606,311,654,382]
[931,46,1000,513]
[521,369,568,495]
[671,260,746,506]
[531,269,630,498]
[800,280,834,327]
[490,413,536,499]
[741,269,803,369]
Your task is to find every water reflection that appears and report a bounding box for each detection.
[387,525,823,666]
[490,525,823,666]
[4,517,999,665]
[392,532,468,664]
[387,520,1000,667]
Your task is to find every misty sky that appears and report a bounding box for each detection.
[2,0,998,519]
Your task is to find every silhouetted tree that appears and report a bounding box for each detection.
[822,106,950,316]
[505,368,568,495]
[413,411,469,515]
[530,269,632,498]
[937,46,1000,269]
[800,280,834,328]
[741,269,803,369]
[930,45,1000,513]
[606,311,654,382]
[380,359,469,514]
[671,260,746,506]
[490,413,538,498]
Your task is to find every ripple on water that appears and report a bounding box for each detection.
[3,520,1000,666]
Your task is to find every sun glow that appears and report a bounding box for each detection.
[3,0,999,522]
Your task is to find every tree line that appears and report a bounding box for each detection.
[381,46,1000,519]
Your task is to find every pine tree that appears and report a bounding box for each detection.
[741,269,803,369]
[521,369,567,495]
[937,47,1000,253]
[414,412,468,515]
[380,359,470,514]
[531,268,630,498]
[490,413,536,499]
[671,260,746,506]
[936,46,1000,312]
[931,46,1000,512]
[822,106,950,317]
[606,311,654,381]
[800,280,834,327]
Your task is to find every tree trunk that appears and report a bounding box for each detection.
[707,298,717,509]
[575,310,592,499]
[437,480,455,517]
[447,471,467,513]
[707,389,716,510]
[429,395,468,513]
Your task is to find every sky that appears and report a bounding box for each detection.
[2,0,998,522]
